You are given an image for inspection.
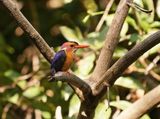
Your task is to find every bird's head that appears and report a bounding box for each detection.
[61,41,89,52]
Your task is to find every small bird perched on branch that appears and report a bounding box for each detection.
[51,41,89,77]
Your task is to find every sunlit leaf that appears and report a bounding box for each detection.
[23,86,42,99]
[120,22,128,37]
[8,93,19,104]
[94,103,111,119]
[156,0,160,18]
[115,76,143,89]
[133,0,144,7]
[106,14,128,36]
[69,94,80,118]
[140,114,151,119]
[150,21,160,28]
[81,0,97,13]
[143,0,154,22]
[76,53,95,76]
[42,111,51,119]
[110,100,132,110]
[84,26,108,50]
[126,16,139,30]
[83,15,90,23]
[4,70,20,81]
[17,80,27,90]
[113,47,128,58]
[60,26,79,41]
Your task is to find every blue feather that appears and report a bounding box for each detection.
[51,50,66,76]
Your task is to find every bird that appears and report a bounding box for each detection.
[51,41,89,76]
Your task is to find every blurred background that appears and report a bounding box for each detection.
[0,0,160,119]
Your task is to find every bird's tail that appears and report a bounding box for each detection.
[48,68,56,82]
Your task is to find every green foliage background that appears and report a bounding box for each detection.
[0,0,160,118]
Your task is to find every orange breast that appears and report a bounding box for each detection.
[62,51,74,71]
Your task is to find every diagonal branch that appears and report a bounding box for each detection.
[91,0,133,81]
[95,0,114,32]
[0,0,54,62]
[50,72,92,100]
[94,31,160,93]
[0,0,92,99]
[117,85,160,119]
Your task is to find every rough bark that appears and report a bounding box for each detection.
[91,0,133,82]
[1,0,160,119]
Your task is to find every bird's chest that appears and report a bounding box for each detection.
[62,51,74,71]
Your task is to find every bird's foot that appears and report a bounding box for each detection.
[48,71,68,82]
[48,75,55,82]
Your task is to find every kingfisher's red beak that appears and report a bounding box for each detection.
[74,44,89,48]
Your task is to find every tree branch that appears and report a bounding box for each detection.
[91,0,133,81]
[0,0,54,62]
[95,0,114,32]
[116,85,160,119]
[94,31,160,93]
[0,0,92,99]
[50,72,92,101]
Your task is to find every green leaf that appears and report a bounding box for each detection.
[135,6,152,32]
[106,14,128,36]
[110,100,131,110]
[156,0,160,18]
[115,76,143,89]
[69,94,80,118]
[150,21,160,28]
[84,26,108,50]
[129,33,141,43]
[23,86,42,99]
[8,93,19,104]
[4,70,20,81]
[81,0,98,13]
[17,80,27,90]
[140,114,151,119]
[0,53,12,71]
[76,53,95,76]
[143,0,154,22]
[59,26,79,41]
[120,22,128,37]
[94,103,111,119]
[113,47,128,58]
[83,15,90,23]
[42,111,51,119]
[126,16,139,30]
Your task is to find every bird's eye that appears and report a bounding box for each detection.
[70,45,74,47]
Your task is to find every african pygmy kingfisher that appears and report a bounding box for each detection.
[51,41,89,76]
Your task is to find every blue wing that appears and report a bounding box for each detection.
[51,50,66,76]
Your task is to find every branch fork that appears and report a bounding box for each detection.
[1,0,160,119]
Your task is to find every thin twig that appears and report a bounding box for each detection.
[139,58,160,81]
[95,0,114,32]
[127,1,152,14]
[145,55,160,74]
